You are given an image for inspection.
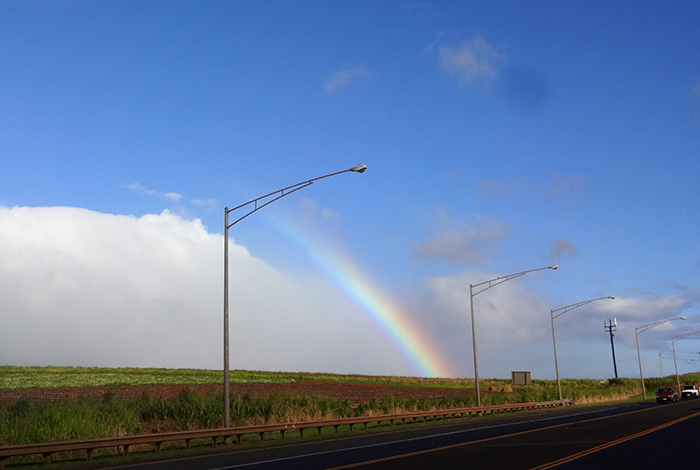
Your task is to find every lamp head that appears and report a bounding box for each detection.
[681,317,687,320]
[549,265,559,270]
[350,164,367,173]
[609,296,615,299]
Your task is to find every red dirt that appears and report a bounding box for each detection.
[0,381,472,405]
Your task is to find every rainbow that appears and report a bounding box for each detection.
[273,217,455,378]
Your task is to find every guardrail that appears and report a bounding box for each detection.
[0,399,572,467]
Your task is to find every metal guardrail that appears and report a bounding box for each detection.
[0,399,572,467]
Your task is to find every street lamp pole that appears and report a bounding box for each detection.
[635,317,685,400]
[469,264,558,407]
[222,164,367,427]
[672,342,678,391]
[672,330,700,395]
[551,296,615,401]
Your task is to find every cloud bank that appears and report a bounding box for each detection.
[0,206,409,375]
[2,206,695,380]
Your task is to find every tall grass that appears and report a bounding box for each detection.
[0,388,474,448]
[0,392,141,446]
[3,366,700,450]
[2,378,653,448]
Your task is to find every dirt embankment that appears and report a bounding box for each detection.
[0,381,472,404]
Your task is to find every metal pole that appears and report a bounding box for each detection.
[469,284,480,407]
[549,296,613,400]
[604,319,618,379]
[634,317,686,401]
[223,208,230,428]
[468,265,558,408]
[611,338,618,378]
[636,329,646,399]
[551,311,562,401]
[673,340,681,394]
[221,164,367,428]
[669,330,700,396]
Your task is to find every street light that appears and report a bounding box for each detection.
[469,264,558,407]
[222,164,367,427]
[672,330,700,394]
[550,296,615,401]
[635,316,685,399]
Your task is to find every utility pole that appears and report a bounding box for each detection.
[659,352,663,377]
[604,318,618,378]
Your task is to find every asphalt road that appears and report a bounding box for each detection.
[103,399,700,470]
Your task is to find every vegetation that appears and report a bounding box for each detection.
[0,387,471,466]
[0,366,475,390]
[1,366,699,466]
[0,366,286,390]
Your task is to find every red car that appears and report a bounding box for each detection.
[656,387,679,403]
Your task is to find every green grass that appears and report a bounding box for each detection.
[4,365,698,397]
[0,366,476,390]
[0,366,296,389]
[0,387,475,466]
[3,366,700,467]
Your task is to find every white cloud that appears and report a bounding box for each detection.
[552,294,692,356]
[323,67,369,94]
[128,183,217,214]
[411,271,695,380]
[413,212,509,266]
[2,206,694,380]
[299,196,338,224]
[127,182,182,202]
[127,182,156,196]
[605,295,690,325]
[0,206,408,375]
[413,270,557,379]
[437,37,504,86]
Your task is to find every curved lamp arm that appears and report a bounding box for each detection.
[551,296,615,320]
[471,265,558,297]
[226,164,367,228]
[672,329,700,343]
[636,317,686,335]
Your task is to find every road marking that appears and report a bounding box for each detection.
[205,412,600,469]
[529,410,700,470]
[324,405,657,469]
[102,406,626,470]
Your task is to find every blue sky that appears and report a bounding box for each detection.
[2,1,700,380]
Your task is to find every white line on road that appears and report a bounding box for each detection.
[105,406,619,470]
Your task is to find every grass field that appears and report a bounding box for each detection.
[2,366,699,467]
[0,366,478,390]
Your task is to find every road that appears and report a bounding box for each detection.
[103,399,700,470]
